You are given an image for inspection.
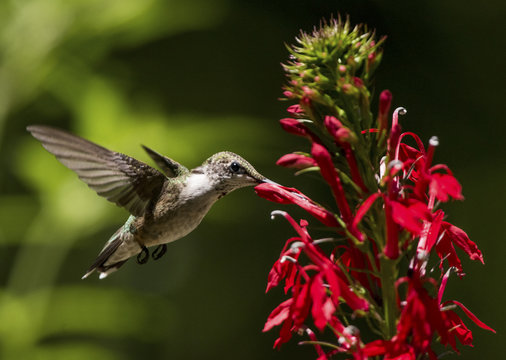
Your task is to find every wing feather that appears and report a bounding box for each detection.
[27,125,166,216]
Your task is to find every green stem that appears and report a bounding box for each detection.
[379,256,398,339]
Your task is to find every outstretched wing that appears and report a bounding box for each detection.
[27,125,166,217]
[141,145,189,178]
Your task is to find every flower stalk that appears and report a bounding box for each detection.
[379,256,398,339]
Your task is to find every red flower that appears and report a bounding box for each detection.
[265,237,301,293]
[397,135,464,203]
[254,183,339,227]
[437,269,496,351]
[393,274,446,355]
[260,23,494,358]
[278,211,369,312]
[263,211,369,349]
[391,269,496,356]
[435,221,484,274]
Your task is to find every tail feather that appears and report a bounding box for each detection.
[82,234,126,279]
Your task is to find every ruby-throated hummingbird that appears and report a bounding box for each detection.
[27,125,273,279]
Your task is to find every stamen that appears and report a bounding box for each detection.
[429,136,439,147]
[425,135,439,171]
[289,241,304,252]
[391,107,408,161]
[440,304,458,312]
[280,255,298,263]
[313,237,338,245]
[270,210,287,220]
[392,107,407,128]
[387,160,403,179]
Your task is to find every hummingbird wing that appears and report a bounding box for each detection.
[27,125,166,217]
[141,145,189,178]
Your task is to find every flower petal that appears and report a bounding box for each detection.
[311,273,335,331]
[441,222,484,264]
[352,192,382,229]
[429,173,464,202]
[255,183,339,227]
[390,200,427,234]
[447,300,496,333]
[263,298,293,332]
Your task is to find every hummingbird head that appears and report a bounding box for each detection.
[196,151,269,194]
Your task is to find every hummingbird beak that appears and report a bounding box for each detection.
[259,178,282,186]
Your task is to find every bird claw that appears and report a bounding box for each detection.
[137,246,149,264]
[152,244,167,260]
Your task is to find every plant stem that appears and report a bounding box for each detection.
[379,256,398,339]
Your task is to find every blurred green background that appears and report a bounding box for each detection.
[0,1,504,359]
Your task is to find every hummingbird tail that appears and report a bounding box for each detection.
[81,234,127,279]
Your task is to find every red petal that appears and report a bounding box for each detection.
[442,222,484,264]
[263,299,292,332]
[265,260,283,293]
[283,262,298,294]
[448,300,496,333]
[423,209,444,253]
[437,267,453,305]
[390,201,424,234]
[436,238,463,273]
[273,316,293,349]
[323,267,368,311]
[442,310,473,349]
[352,192,382,229]
[310,274,332,331]
[362,340,388,357]
[429,173,464,202]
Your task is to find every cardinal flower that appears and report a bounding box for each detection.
[258,17,493,359]
[255,183,339,227]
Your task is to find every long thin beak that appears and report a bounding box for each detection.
[259,178,282,186]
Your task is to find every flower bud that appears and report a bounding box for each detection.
[279,118,309,137]
[276,153,317,169]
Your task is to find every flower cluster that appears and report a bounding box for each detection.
[255,17,494,359]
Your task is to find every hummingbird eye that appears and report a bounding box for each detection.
[229,161,242,174]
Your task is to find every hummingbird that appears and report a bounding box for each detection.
[27,125,273,279]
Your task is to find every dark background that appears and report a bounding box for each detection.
[0,1,504,359]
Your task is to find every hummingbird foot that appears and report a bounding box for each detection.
[137,246,149,264]
[152,244,167,260]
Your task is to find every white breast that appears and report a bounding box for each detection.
[179,173,214,199]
